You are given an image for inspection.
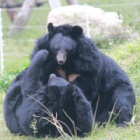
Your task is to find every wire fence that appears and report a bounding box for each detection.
[1,2,140,73]
[0,9,4,74]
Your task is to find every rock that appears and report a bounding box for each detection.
[47,5,124,39]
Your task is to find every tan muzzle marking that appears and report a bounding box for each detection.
[56,52,67,65]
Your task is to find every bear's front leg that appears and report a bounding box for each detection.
[71,85,94,135]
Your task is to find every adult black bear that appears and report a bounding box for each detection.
[4,50,93,137]
[31,23,136,127]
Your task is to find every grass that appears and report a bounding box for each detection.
[0,0,140,139]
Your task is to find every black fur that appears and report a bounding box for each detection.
[31,23,136,127]
[4,50,93,137]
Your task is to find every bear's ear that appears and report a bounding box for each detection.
[47,23,55,34]
[72,25,83,36]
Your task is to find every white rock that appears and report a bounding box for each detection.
[47,5,124,39]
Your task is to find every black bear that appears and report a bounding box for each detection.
[4,50,93,137]
[31,23,136,127]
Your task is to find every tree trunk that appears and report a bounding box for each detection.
[48,0,61,9]
[2,0,17,22]
[66,0,78,5]
[0,1,47,8]
[8,0,38,37]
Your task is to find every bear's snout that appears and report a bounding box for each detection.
[56,52,66,65]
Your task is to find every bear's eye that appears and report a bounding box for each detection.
[66,48,70,52]
[54,46,59,51]
[55,48,59,51]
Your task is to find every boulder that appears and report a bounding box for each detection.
[47,5,124,39]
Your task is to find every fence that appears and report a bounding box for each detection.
[0,9,4,75]
[1,2,140,73]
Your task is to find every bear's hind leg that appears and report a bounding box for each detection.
[111,86,135,127]
[21,50,49,95]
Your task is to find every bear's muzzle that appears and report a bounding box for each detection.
[56,52,67,65]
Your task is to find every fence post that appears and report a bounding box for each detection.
[0,9,4,75]
[85,4,91,38]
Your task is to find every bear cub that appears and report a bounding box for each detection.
[4,50,93,137]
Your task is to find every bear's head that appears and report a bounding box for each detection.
[47,73,69,87]
[46,74,76,108]
[46,74,74,101]
[47,23,83,65]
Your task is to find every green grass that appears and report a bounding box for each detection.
[1,0,140,139]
